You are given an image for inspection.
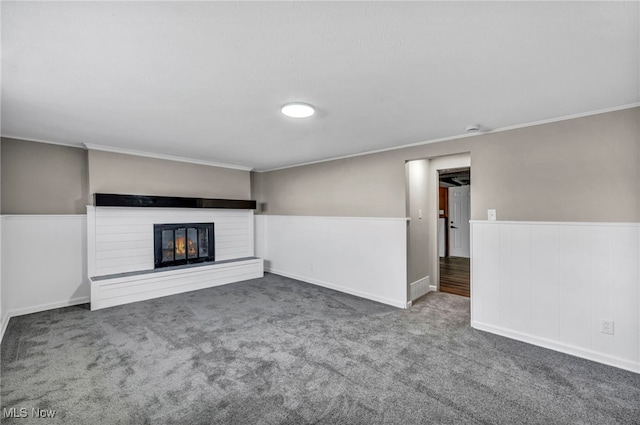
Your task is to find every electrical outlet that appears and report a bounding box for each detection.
[487,209,497,221]
[601,319,614,335]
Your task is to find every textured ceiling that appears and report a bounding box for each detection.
[2,1,639,171]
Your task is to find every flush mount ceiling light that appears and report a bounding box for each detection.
[281,102,315,118]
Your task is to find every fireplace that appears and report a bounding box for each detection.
[154,223,215,268]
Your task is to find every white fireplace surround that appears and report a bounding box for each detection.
[87,206,263,310]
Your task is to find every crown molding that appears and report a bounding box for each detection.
[0,135,253,171]
[83,143,253,171]
[257,102,640,172]
[4,102,638,173]
[0,135,84,149]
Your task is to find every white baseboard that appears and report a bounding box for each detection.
[1,312,10,343]
[7,297,90,318]
[267,268,407,309]
[429,284,437,292]
[472,320,640,374]
[0,297,90,343]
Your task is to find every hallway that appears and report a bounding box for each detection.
[439,256,470,297]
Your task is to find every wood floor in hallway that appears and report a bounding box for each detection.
[439,256,470,297]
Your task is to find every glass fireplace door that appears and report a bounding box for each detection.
[154,223,215,268]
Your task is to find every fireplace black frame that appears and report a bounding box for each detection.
[154,223,215,268]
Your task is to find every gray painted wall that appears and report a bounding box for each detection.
[252,150,416,217]
[471,108,640,222]
[0,140,252,215]
[1,138,89,214]
[406,159,430,285]
[88,150,251,201]
[253,107,640,223]
[251,137,473,218]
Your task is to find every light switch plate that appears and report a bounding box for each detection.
[488,209,497,221]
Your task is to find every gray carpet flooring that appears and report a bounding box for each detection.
[1,273,639,424]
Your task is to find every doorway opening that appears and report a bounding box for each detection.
[438,167,470,297]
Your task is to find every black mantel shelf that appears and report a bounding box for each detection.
[94,193,256,210]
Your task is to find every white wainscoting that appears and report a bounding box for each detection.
[471,220,640,373]
[1,215,89,336]
[255,215,408,309]
[88,207,255,277]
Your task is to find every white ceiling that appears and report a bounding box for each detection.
[2,1,639,171]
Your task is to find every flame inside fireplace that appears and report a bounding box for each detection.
[173,235,197,257]
[176,236,186,256]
